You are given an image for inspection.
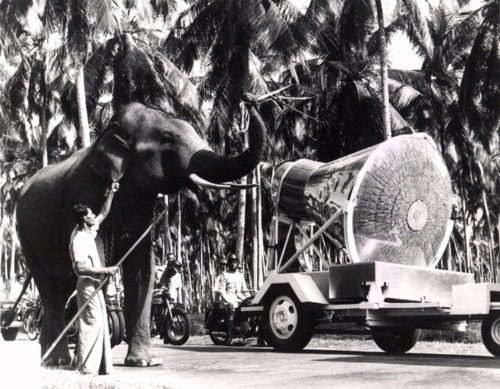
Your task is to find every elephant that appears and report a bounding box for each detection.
[16,94,267,366]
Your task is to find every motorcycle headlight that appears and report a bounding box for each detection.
[107,284,117,297]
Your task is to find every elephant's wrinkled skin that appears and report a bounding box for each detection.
[16,98,267,366]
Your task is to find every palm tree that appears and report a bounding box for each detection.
[165,0,308,287]
[389,0,499,279]
[374,0,391,139]
[274,0,408,164]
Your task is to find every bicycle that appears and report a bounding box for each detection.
[23,296,43,341]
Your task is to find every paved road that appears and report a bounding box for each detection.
[2,332,499,389]
[111,343,500,389]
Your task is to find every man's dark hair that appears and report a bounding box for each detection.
[73,204,90,227]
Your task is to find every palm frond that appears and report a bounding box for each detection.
[44,0,69,35]
[4,60,28,107]
[132,0,155,25]
[150,0,178,20]
[339,0,376,59]
[388,69,427,90]
[390,82,423,109]
[396,0,433,60]
[458,5,500,147]
[113,34,166,109]
[154,52,206,129]
[66,0,90,63]
[164,0,225,73]
[88,0,125,34]
[84,37,120,118]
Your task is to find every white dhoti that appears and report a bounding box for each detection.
[74,277,112,375]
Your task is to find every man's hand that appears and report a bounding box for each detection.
[104,266,119,276]
[111,181,120,193]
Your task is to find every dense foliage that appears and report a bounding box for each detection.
[1,0,498,311]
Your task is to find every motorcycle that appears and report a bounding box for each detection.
[205,295,265,346]
[23,295,80,343]
[23,285,125,348]
[150,288,192,345]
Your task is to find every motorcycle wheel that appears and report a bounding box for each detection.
[108,310,125,348]
[164,309,192,346]
[116,310,125,345]
[208,321,227,346]
[23,308,39,341]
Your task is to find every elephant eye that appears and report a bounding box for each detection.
[160,135,172,145]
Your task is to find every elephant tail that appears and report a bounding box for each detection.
[1,273,33,327]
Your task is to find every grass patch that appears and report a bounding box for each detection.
[41,367,175,389]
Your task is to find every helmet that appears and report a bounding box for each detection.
[227,254,238,263]
[168,260,182,271]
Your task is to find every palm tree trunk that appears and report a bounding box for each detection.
[9,210,17,298]
[235,104,249,264]
[481,190,496,282]
[374,0,391,140]
[257,164,264,287]
[199,233,204,313]
[235,181,247,262]
[40,62,49,167]
[163,195,172,264]
[76,66,91,147]
[459,182,472,273]
[235,43,251,267]
[251,171,258,290]
[177,194,182,262]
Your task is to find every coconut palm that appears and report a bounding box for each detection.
[164,0,308,287]
[388,0,499,279]
[274,0,409,164]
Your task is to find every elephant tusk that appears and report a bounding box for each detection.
[188,173,257,190]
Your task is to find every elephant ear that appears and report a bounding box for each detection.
[91,123,130,181]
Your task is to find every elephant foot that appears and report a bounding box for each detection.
[43,357,72,367]
[125,349,163,367]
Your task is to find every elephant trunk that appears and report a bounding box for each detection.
[189,105,267,184]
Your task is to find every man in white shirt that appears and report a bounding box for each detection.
[159,253,183,303]
[218,254,250,345]
[70,182,120,375]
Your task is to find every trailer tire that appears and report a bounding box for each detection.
[481,315,500,357]
[372,327,420,354]
[263,288,313,352]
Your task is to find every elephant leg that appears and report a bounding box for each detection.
[122,246,162,367]
[37,275,73,366]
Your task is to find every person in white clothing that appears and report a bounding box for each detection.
[218,254,250,345]
[70,181,120,375]
[159,253,183,303]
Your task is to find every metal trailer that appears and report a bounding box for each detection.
[242,215,500,357]
[242,135,500,357]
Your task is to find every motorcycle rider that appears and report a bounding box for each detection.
[218,254,250,345]
[213,258,227,298]
[156,254,183,343]
[159,253,183,303]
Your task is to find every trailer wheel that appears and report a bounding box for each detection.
[372,327,420,354]
[481,315,500,357]
[264,290,313,352]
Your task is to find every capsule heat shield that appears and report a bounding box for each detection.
[273,134,453,268]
